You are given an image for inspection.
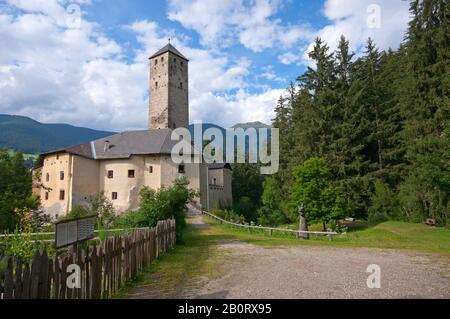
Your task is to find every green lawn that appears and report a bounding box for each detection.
[204,216,450,256]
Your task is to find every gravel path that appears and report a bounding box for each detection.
[127,215,450,299]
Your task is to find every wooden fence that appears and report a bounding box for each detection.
[0,219,176,299]
[202,211,338,238]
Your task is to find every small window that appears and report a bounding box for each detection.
[213,178,217,185]
[46,173,50,182]
[60,171,65,181]
[107,170,114,179]
[56,155,60,160]
[59,190,65,201]
[149,166,153,174]
[128,170,135,178]
[181,61,184,67]
[178,165,185,174]
[161,57,164,62]
[180,82,183,89]
[155,81,158,89]
[154,59,158,66]
[112,192,118,200]
[45,192,49,200]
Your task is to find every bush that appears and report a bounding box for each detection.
[0,228,49,262]
[211,208,246,224]
[368,180,400,224]
[115,177,197,243]
[258,176,288,226]
[58,192,117,230]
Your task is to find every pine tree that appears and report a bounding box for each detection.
[397,0,450,225]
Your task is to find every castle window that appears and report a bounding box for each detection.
[155,59,158,66]
[181,61,184,67]
[180,82,183,89]
[107,170,114,179]
[174,58,177,63]
[128,170,135,178]
[60,171,65,181]
[59,190,65,201]
[56,155,60,160]
[45,192,49,200]
[149,166,153,174]
[112,192,118,200]
[46,173,50,182]
[178,165,185,174]
[161,57,164,62]
[155,82,158,89]
[213,178,217,185]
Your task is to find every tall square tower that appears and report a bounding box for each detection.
[149,43,189,130]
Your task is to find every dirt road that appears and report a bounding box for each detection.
[125,215,450,299]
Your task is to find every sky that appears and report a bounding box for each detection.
[0,0,412,131]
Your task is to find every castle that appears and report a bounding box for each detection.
[34,43,232,218]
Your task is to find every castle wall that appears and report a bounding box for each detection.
[71,156,100,209]
[39,153,72,218]
[99,156,147,213]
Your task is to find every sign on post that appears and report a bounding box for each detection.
[55,215,97,249]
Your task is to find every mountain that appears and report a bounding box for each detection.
[0,114,272,156]
[0,114,114,154]
[232,121,271,130]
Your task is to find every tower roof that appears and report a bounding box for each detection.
[149,43,188,61]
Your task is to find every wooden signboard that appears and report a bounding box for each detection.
[55,215,97,249]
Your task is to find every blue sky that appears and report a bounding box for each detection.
[0,0,411,131]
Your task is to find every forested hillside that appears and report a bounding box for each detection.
[0,115,114,154]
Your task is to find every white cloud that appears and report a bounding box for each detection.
[0,1,282,131]
[167,0,314,52]
[301,0,411,64]
[129,20,280,127]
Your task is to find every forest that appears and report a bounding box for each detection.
[231,0,449,228]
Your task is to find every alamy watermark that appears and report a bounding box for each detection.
[65,3,82,29]
[367,4,382,29]
[170,122,280,175]
[366,264,381,289]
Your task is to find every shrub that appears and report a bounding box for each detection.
[115,177,197,243]
[0,228,49,262]
[58,193,117,230]
[87,192,116,229]
[368,180,400,224]
[211,208,246,224]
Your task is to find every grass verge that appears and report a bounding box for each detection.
[114,218,235,298]
[204,216,450,256]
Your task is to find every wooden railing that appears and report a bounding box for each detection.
[0,219,176,299]
[202,211,338,238]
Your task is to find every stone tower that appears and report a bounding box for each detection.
[149,43,189,130]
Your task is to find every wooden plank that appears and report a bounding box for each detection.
[84,247,90,299]
[39,250,49,299]
[60,256,68,299]
[53,257,60,300]
[46,254,53,299]
[4,257,14,299]
[14,257,23,299]
[30,250,41,299]
[21,263,31,299]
